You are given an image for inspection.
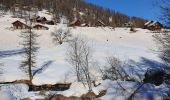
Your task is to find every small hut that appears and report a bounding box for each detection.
[12,20,29,29]
[46,20,55,25]
[36,17,47,24]
[69,19,81,27]
[33,24,49,30]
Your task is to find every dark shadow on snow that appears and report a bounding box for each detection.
[0,49,25,58]
[32,60,53,77]
[124,57,166,81]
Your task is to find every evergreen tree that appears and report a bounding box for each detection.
[20,25,39,84]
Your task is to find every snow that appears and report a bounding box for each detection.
[0,11,161,83]
[148,21,158,26]
[37,10,52,20]
[0,11,168,99]
[0,84,29,100]
[100,80,169,100]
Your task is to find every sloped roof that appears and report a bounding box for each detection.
[12,20,29,27]
[148,21,159,26]
[33,24,49,29]
[12,20,25,25]
[36,17,47,21]
[145,21,153,26]
[145,20,162,27]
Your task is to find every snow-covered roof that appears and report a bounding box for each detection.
[37,17,47,21]
[144,21,153,26]
[145,20,162,27]
[148,21,158,26]
[12,20,29,27]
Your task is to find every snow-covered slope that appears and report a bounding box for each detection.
[0,11,161,83]
[0,11,167,100]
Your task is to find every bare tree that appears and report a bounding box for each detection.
[102,56,130,81]
[158,0,170,25]
[51,27,71,45]
[154,32,170,87]
[67,37,93,92]
[66,37,83,82]
[51,16,71,45]
[154,0,170,88]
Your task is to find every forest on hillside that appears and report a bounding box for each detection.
[0,0,146,27]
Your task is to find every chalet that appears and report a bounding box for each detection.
[33,24,49,30]
[46,20,55,25]
[69,19,81,27]
[144,21,153,29]
[95,20,106,27]
[36,16,47,24]
[144,21,163,31]
[12,20,29,29]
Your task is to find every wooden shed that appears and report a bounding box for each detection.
[46,20,55,25]
[69,19,81,27]
[33,24,49,30]
[12,20,29,29]
[36,17,47,24]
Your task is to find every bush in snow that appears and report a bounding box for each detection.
[51,16,71,45]
[102,56,130,81]
[51,27,72,45]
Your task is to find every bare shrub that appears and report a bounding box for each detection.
[51,27,71,45]
[102,56,130,81]
[67,36,93,92]
[51,16,71,45]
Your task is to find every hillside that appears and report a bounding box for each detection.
[0,0,146,27]
[0,11,168,100]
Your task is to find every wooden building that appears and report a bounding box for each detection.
[36,16,47,24]
[69,19,81,27]
[46,20,55,25]
[144,21,163,31]
[33,24,49,30]
[12,20,29,29]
